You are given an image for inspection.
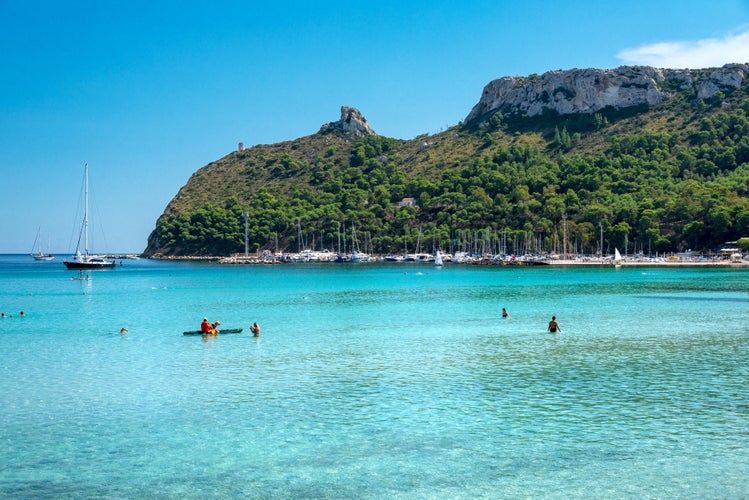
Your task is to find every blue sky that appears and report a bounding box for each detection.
[3,0,749,254]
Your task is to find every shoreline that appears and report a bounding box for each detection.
[547,259,748,267]
[149,255,749,267]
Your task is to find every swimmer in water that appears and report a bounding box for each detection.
[250,322,260,337]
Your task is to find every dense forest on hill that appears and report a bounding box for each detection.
[144,81,749,257]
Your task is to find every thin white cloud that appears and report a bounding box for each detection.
[617,29,749,68]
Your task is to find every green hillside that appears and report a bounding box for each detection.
[144,76,749,257]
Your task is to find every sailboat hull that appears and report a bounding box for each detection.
[63,258,115,270]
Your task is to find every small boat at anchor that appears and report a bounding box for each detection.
[63,164,115,270]
[31,227,54,261]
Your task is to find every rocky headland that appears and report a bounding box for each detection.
[465,64,748,122]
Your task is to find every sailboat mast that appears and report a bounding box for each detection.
[32,226,41,255]
[84,163,89,257]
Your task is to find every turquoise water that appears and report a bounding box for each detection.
[1,256,748,498]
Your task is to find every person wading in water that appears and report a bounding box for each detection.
[547,316,561,333]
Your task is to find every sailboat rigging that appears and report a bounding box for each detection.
[63,163,115,270]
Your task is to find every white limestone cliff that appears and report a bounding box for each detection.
[465,64,749,122]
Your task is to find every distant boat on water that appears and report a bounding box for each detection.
[614,248,623,267]
[31,227,54,261]
[63,164,115,270]
[434,250,444,267]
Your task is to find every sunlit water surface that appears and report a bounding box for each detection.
[1,256,747,498]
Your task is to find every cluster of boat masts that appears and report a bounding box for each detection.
[219,249,551,265]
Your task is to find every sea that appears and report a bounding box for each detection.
[1,254,747,499]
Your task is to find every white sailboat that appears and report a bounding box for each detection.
[63,164,115,270]
[31,227,54,261]
[614,247,623,267]
[434,250,444,267]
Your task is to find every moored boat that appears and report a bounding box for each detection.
[31,227,55,261]
[63,164,115,270]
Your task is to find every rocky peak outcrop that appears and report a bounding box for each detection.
[320,106,376,136]
[465,64,749,122]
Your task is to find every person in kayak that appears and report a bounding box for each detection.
[201,318,212,334]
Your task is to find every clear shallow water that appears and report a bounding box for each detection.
[1,256,748,498]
